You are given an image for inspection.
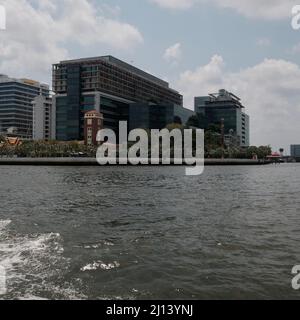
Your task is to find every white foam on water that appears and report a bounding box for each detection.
[0,220,85,300]
[17,295,49,300]
[0,220,11,232]
[0,265,6,295]
[82,241,115,249]
[81,261,120,272]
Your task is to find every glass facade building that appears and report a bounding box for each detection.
[52,56,183,141]
[129,103,196,131]
[291,145,300,158]
[195,89,250,147]
[0,75,49,139]
[54,92,130,141]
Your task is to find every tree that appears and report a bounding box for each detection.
[165,123,185,131]
[207,123,221,134]
[258,145,272,159]
[204,130,221,151]
[173,116,183,125]
[186,115,200,128]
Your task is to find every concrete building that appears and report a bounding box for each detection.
[0,74,49,139]
[52,56,183,141]
[195,89,250,147]
[32,96,55,141]
[84,110,103,146]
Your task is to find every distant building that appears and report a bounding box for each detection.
[0,74,49,139]
[224,129,240,148]
[84,110,103,146]
[32,96,55,141]
[195,89,250,147]
[52,56,183,141]
[291,145,300,161]
[128,103,196,131]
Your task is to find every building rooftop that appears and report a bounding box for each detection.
[84,110,103,118]
[196,89,245,109]
[56,55,172,90]
[0,74,49,89]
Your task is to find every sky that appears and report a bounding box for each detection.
[1,0,300,152]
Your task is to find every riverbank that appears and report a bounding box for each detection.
[0,158,271,166]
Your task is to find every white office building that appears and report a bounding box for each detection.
[32,96,55,141]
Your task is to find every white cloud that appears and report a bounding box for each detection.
[177,55,300,151]
[0,0,143,82]
[212,0,295,20]
[151,0,296,20]
[163,43,182,64]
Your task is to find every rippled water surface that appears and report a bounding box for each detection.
[0,164,300,300]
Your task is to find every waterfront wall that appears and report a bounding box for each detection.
[0,158,271,166]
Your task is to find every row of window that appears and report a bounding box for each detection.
[53,62,181,105]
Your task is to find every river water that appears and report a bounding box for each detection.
[0,164,300,300]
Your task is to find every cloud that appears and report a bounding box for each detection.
[0,0,143,82]
[177,55,300,151]
[151,0,295,20]
[178,54,225,105]
[212,0,295,20]
[163,43,182,64]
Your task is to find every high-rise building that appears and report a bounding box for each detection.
[291,145,300,159]
[52,56,183,141]
[32,96,55,141]
[0,74,49,139]
[195,89,250,147]
[84,110,103,146]
[128,103,196,131]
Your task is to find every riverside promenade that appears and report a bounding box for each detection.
[0,158,271,166]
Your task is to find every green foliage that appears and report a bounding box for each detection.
[207,123,221,134]
[173,116,183,125]
[186,115,200,128]
[200,118,272,158]
[244,145,272,159]
[205,130,221,151]
[0,140,97,158]
[165,123,185,131]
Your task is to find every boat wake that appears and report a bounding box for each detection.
[0,220,85,300]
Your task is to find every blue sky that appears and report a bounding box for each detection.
[59,0,300,82]
[1,0,300,151]
[111,0,299,72]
